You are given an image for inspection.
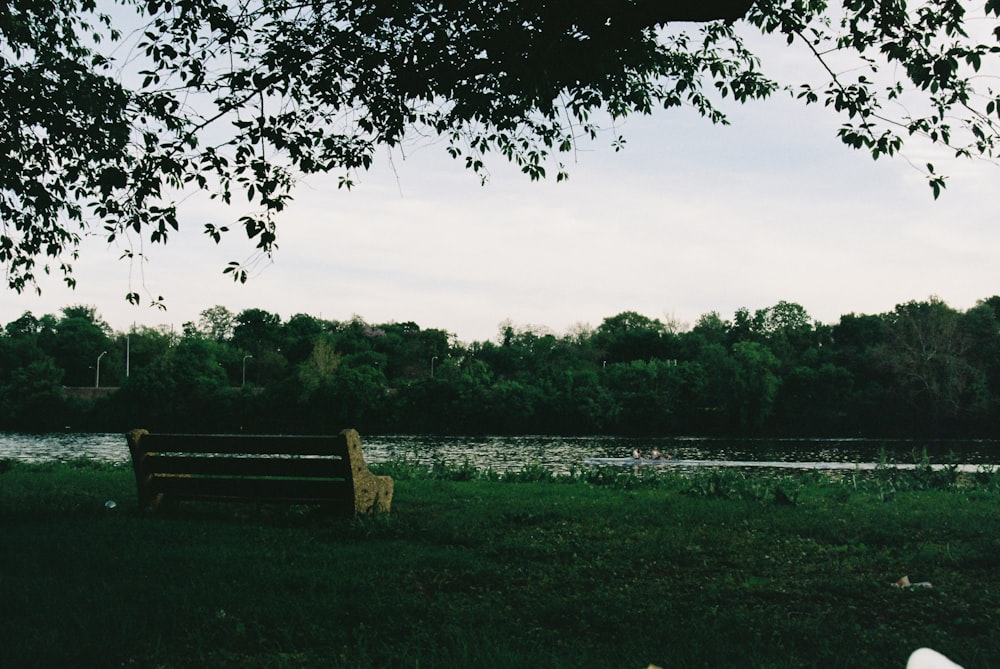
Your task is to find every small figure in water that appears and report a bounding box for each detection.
[632,447,642,459]
[650,448,663,460]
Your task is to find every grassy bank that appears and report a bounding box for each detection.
[1,460,999,668]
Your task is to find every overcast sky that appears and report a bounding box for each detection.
[3,22,997,343]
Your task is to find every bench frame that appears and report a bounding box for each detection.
[125,428,393,515]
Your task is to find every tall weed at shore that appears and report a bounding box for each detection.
[679,469,802,505]
[865,448,966,501]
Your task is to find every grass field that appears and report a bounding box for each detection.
[1,459,998,668]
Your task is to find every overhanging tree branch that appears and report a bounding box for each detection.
[2,0,998,301]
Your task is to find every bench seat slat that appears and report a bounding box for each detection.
[137,434,347,456]
[146,454,352,479]
[148,475,355,503]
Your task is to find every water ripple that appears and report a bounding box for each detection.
[1,432,997,475]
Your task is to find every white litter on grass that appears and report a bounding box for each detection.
[104,500,117,510]
[907,648,963,669]
[894,575,933,589]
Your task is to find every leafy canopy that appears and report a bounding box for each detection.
[2,0,999,302]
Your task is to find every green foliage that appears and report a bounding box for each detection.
[867,448,966,501]
[680,469,803,504]
[4,1,1000,294]
[747,0,1000,196]
[0,0,130,292]
[3,297,1000,436]
[197,305,237,342]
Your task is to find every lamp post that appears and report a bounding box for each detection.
[431,356,438,378]
[242,355,253,387]
[95,351,107,388]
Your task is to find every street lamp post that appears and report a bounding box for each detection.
[431,356,438,378]
[95,351,107,388]
[242,355,253,387]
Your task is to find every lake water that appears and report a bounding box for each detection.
[1,432,998,475]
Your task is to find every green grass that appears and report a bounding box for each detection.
[1,460,999,668]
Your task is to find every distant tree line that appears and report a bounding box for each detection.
[1,297,999,437]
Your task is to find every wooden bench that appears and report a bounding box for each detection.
[125,428,393,515]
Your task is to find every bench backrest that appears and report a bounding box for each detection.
[126,428,392,515]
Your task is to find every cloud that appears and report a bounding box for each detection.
[2,35,997,342]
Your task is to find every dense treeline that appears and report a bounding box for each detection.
[1,297,998,437]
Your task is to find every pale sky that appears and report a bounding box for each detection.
[3,22,998,343]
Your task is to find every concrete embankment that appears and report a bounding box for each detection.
[61,387,119,402]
